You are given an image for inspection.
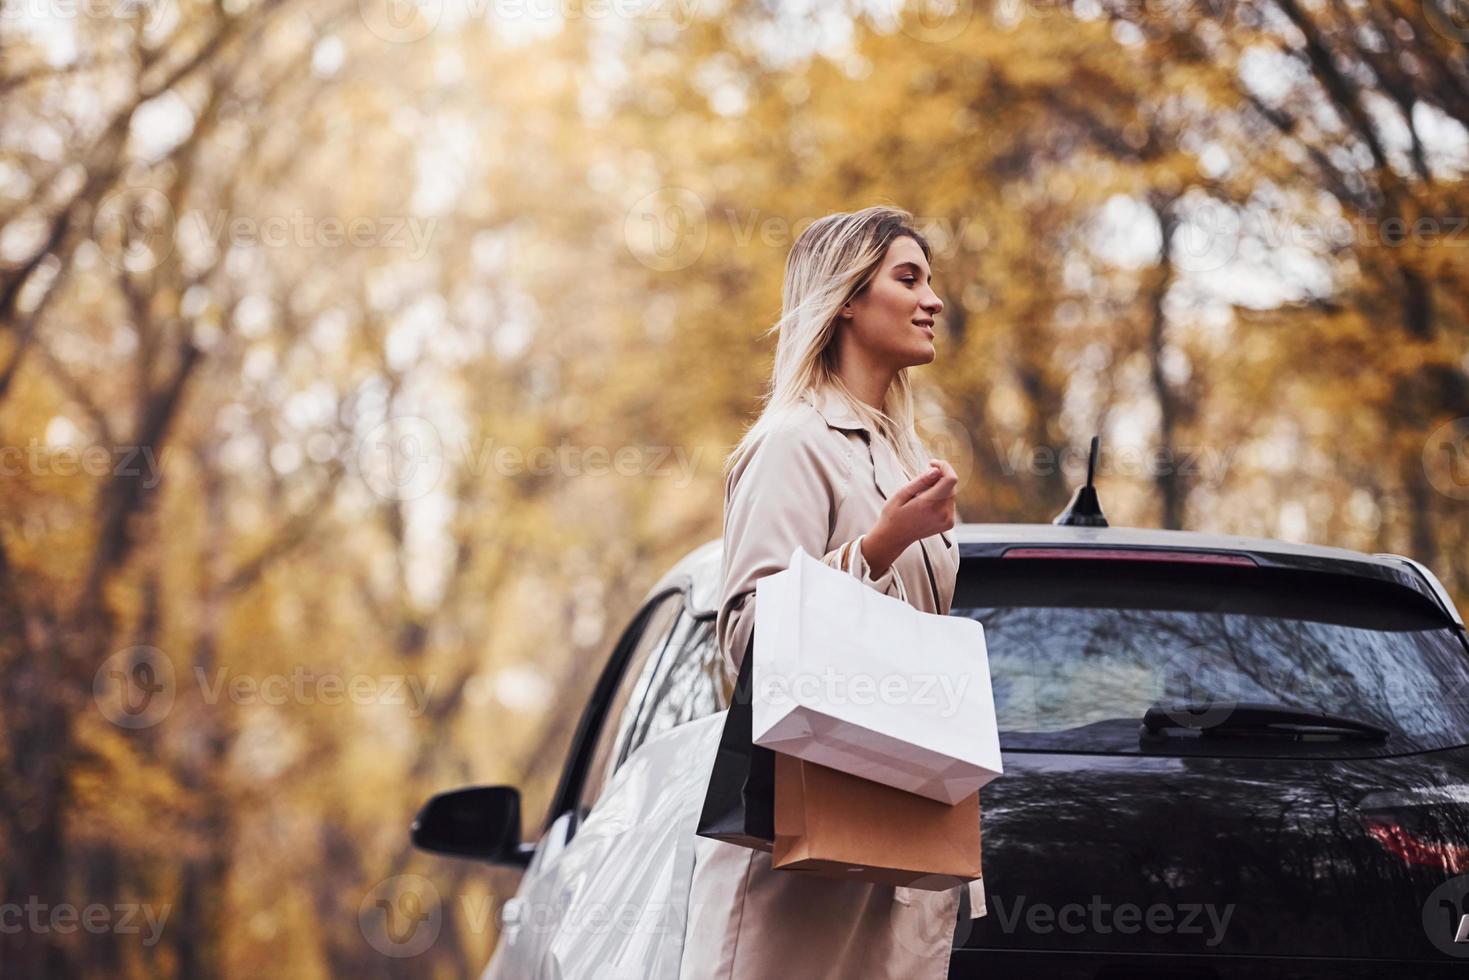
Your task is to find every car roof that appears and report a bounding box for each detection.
[648,524,1463,627]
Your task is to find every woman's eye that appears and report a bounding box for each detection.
[902,276,917,285]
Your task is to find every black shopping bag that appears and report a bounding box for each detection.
[695,640,774,851]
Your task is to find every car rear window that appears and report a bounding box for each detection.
[954,558,1469,757]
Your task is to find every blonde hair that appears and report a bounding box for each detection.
[725,205,937,480]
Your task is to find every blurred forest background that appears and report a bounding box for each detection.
[2,0,1469,975]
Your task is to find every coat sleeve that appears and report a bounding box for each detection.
[716,421,901,677]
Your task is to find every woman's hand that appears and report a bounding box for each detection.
[861,458,958,576]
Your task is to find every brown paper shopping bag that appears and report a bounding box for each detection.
[771,752,982,892]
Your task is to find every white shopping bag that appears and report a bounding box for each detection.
[752,545,1002,804]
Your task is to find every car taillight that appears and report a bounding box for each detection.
[1362,818,1469,872]
[1000,547,1258,566]
[1360,788,1469,873]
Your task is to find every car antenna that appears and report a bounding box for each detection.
[1052,435,1109,527]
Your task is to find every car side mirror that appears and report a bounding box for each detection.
[411,786,533,868]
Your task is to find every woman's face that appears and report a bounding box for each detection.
[838,235,945,369]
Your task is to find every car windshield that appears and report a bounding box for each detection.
[953,558,1469,756]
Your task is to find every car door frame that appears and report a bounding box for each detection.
[618,613,726,765]
[540,578,697,844]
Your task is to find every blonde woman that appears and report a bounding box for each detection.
[683,206,976,979]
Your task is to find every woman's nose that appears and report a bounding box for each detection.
[921,292,943,315]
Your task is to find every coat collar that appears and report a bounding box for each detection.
[803,385,868,433]
[802,384,956,555]
[802,386,904,500]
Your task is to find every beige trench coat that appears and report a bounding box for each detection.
[680,385,981,980]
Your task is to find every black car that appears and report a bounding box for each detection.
[416,523,1469,979]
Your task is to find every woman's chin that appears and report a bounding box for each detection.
[885,342,936,370]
